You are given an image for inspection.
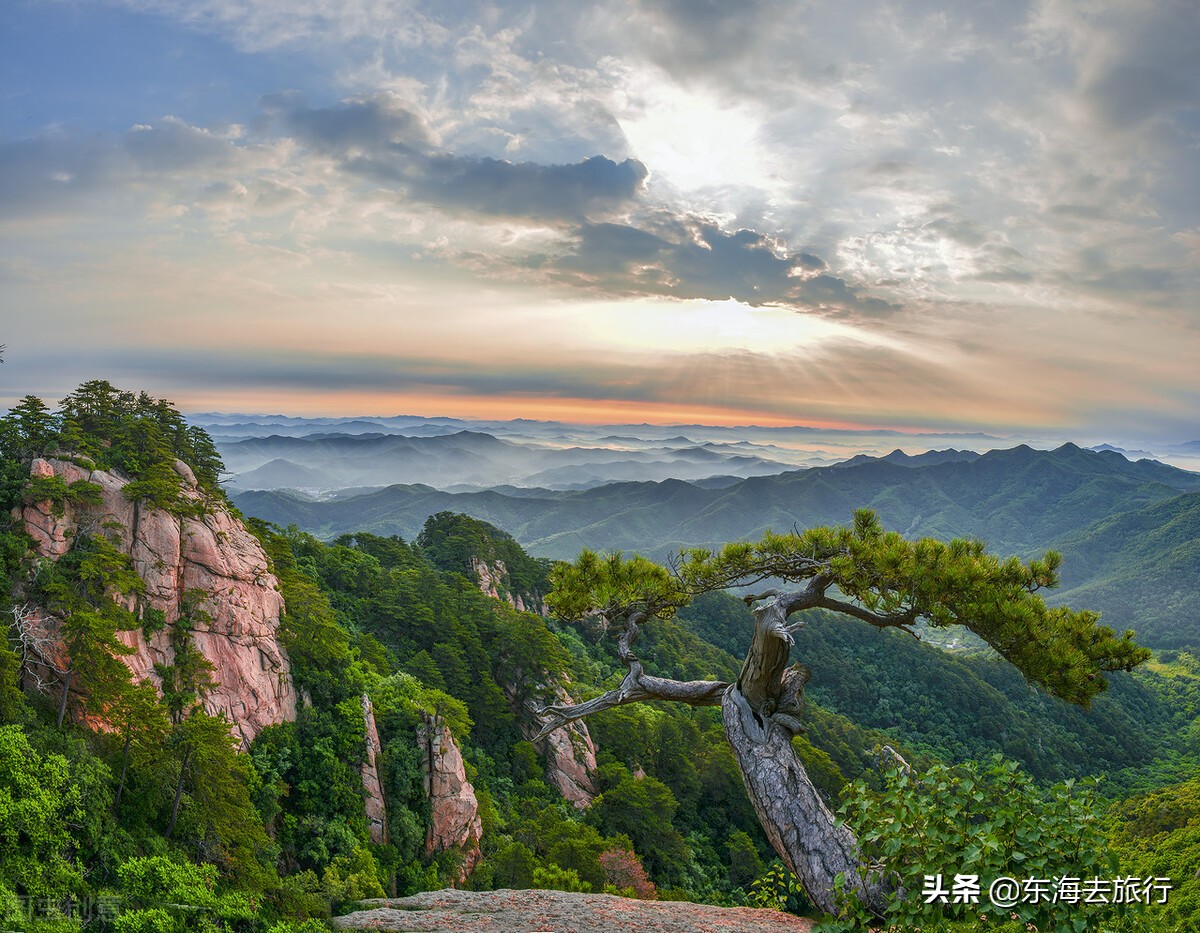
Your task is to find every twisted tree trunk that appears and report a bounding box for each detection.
[720,591,893,918]
[537,588,896,918]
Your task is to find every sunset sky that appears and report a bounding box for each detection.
[2,0,1198,444]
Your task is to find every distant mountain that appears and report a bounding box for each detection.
[195,412,1082,489]
[833,448,982,469]
[1088,443,1156,459]
[229,457,337,490]
[234,443,1200,637]
[220,430,795,491]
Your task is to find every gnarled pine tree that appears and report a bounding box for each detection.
[537,509,1149,918]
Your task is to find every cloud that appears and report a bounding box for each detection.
[0,116,250,220]
[535,215,898,316]
[125,116,238,172]
[276,93,648,221]
[111,0,450,52]
[0,135,123,218]
[409,153,648,220]
[277,92,437,153]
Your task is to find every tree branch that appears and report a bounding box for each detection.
[812,594,919,635]
[533,670,729,740]
[533,606,728,740]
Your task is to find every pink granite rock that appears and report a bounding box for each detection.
[418,714,482,881]
[361,694,389,845]
[468,558,594,805]
[13,457,296,746]
[469,556,549,616]
[507,681,598,808]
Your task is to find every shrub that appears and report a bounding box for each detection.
[825,755,1119,933]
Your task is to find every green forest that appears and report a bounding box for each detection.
[2,382,1200,932]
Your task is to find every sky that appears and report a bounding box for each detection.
[2,0,1198,445]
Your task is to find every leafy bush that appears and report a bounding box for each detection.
[825,755,1120,933]
[748,862,804,912]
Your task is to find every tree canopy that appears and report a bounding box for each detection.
[675,509,1149,706]
[539,509,1151,918]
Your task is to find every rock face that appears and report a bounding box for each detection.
[361,694,389,846]
[15,457,296,746]
[418,714,482,881]
[469,556,548,616]
[466,558,596,806]
[508,682,598,808]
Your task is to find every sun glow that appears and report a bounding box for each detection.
[616,73,775,192]
[572,296,881,356]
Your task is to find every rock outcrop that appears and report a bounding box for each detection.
[466,555,596,805]
[14,457,296,746]
[470,556,548,616]
[506,681,598,808]
[334,890,818,932]
[418,714,482,881]
[361,694,389,846]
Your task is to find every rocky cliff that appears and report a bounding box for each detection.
[470,556,548,616]
[469,559,598,807]
[418,713,482,881]
[14,457,296,746]
[507,681,598,808]
[361,693,389,846]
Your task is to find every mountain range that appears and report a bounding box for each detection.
[217,430,808,491]
[232,443,1200,647]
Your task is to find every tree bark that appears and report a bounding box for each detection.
[722,686,889,916]
[536,591,896,918]
[722,590,893,918]
[56,669,72,728]
[166,745,191,839]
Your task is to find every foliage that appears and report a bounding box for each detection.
[3,376,1193,930]
[678,594,1190,793]
[548,548,685,622]
[30,531,144,724]
[826,755,1117,933]
[748,861,804,912]
[598,847,657,899]
[678,509,1149,706]
[587,773,688,884]
[1105,774,1200,931]
[417,511,553,606]
[0,380,228,514]
[0,725,84,900]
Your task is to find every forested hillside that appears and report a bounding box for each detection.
[4,384,1200,931]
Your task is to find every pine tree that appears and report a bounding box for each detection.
[540,509,1149,917]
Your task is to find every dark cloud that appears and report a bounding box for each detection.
[1085,65,1190,131]
[1068,0,1200,138]
[412,153,647,219]
[275,92,436,154]
[274,93,646,221]
[536,215,897,316]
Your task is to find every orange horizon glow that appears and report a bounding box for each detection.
[163,386,925,433]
